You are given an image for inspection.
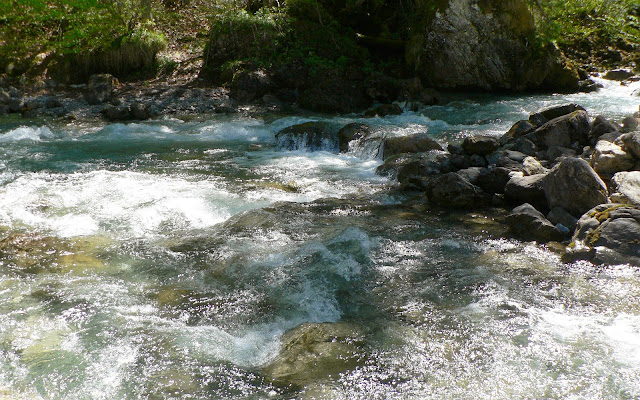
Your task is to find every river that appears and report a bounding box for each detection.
[0,79,639,399]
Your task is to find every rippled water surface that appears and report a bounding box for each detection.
[0,80,639,399]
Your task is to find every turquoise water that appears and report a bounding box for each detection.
[0,78,639,399]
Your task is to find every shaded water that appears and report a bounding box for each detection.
[0,78,639,399]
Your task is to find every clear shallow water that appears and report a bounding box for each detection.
[0,81,639,399]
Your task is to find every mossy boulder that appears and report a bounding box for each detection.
[263,322,367,386]
[563,204,640,265]
[0,233,110,274]
[542,157,609,217]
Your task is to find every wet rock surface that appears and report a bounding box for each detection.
[262,322,367,386]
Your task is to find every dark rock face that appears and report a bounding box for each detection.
[102,103,154,121]
[500,120,536,145]
[476,166,511,194]
[529,103,586,125]
[461,136,500,156]
[275,122,337,152]
[563,204,640,265]
[85,74,118,105]
[542,157,609,217]
[504,173,547,211]
[381,134,443,159]
[299,76,370,114]
[547,206,578,232]
[338,123,372,153]
[603,69,634,81]
[230,69,275,102]
[364,103,403,117]
[378,152,453,190]
[427,172,489,209]
[589,115,619,144]
[506,203,564,242]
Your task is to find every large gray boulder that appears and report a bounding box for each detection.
[616,132,640,159]
[542,157,608,217]
[381,134,443,159]
[529,103,586,126]
[530,110,591,151]
[563,204,640,265]
[427,172,489,209]
[505,203,564,242]
[590,140,635,177]
[461,135,500,156]
[610,171,640,206]
[504,172,547,210]
[405,0,579,91]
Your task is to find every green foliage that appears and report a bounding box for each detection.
[204,0,368,81]
[0,0,165,76]
[531,0,640,47]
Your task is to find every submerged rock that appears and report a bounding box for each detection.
[0,233,109,274]
[563,204,640,265]
[263,322,367,386]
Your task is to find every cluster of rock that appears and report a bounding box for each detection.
[275,103,640,266]
[0,73,236,121]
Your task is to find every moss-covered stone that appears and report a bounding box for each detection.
[263,322,367,386]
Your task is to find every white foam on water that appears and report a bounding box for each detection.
[0,126,55,142]
[176,324,282,369]
[601,315,640,366]
[0,170,238,239]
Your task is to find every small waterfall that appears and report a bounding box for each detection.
[274,121,340,152]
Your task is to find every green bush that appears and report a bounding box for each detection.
[0,0,165,78]
[532,0,640,47]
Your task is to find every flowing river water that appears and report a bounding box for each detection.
[0,79,639,399]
